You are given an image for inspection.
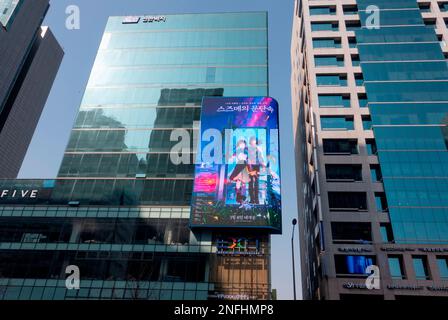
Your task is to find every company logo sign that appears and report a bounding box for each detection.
[0,189,38,199]
[143,15,166,23]
[122,16,140,24]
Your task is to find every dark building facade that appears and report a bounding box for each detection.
[292,0,448,299]
[0,12,273,300]
[0,0,63,178]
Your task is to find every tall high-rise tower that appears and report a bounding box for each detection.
[0,0,63,177]
[292,0,448,300]
[0,12,274,300]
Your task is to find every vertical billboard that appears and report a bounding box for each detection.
[190,97,281,233]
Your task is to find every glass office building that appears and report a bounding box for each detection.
[0,12,272,300]
[0,0,63,178]
[292,0,448,299]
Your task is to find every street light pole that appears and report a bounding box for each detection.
[291,218,297,300]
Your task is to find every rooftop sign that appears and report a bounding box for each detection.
[122,15,166,24]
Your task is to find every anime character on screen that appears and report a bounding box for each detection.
[247,136,266,204]
[228,139,250,207]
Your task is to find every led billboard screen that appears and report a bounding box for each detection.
[190,97,281,233]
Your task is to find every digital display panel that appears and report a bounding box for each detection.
[190,97,281,233]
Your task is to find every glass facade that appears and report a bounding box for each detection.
[0,12,271,300]
[355,0,448,244]
[0,0,22,28]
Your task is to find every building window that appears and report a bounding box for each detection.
[0,0,23,28]
[412,256,431,280]
[436,256,448,279]
[309,6,336,15]
[331,222,372,244]
[355,74,364,86]
[311,22,339,32]
[316,74,347,86]
[440,2,448,12]
[362,115,372,130]
[328,192,367,211]
[351,55,360,67]
[358,94,367,108]
[323,139,358,154]
[388,255,406,279]
[325,164,362,181]
[335,255,376,277]
[370,165,382,182]
[366,139,377,155]
[348,37,357,48]
[374,192,388,212]
[320,116,354,130]
[318,94,350,108]
[343,5,358,14]
[380,224,394,243]
[312,38,341,48]
[424,18,436,28]
[419,3,431,12]
[314,55,344,67]
[346,20,361,31]
[205,67,216,83]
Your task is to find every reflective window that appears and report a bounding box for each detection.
[316,75,347,86]
[88,66,267,86]
[326,164,362,181]
[312,38,341,48]
[331,222,372,244]
[358,43,443,64]
[359,9,422,27]
[388,255,406,279]
[362,61,448,81]
[356,0,418,10]
[356,26,437,43]
[380,224,394,243]
[0,0,22,28]
[321,116,354,130]
[412,256,430,280]
[318,94,350,107]
[314,56,344,67]
[98,48,267,66]
[105,30,267,49]
[323,139,358,154]
[437,257,448,279]
[309,7,336,15]
[311,22,338,32]
[370,165,382,182]
[366,139,377,155]
[374,192,388,212]
[328,192,367,211]
[362,116,372,130]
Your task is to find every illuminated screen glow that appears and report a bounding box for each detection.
[190,97,282,233]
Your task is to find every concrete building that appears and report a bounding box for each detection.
[292,0,448,300]
[0,0,63,178]
[0,12,274,300]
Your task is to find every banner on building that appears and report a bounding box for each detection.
[190,97,281,233]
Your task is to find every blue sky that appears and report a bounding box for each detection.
[18,0,300,299]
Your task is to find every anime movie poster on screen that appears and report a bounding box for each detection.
[190,97,282,233]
